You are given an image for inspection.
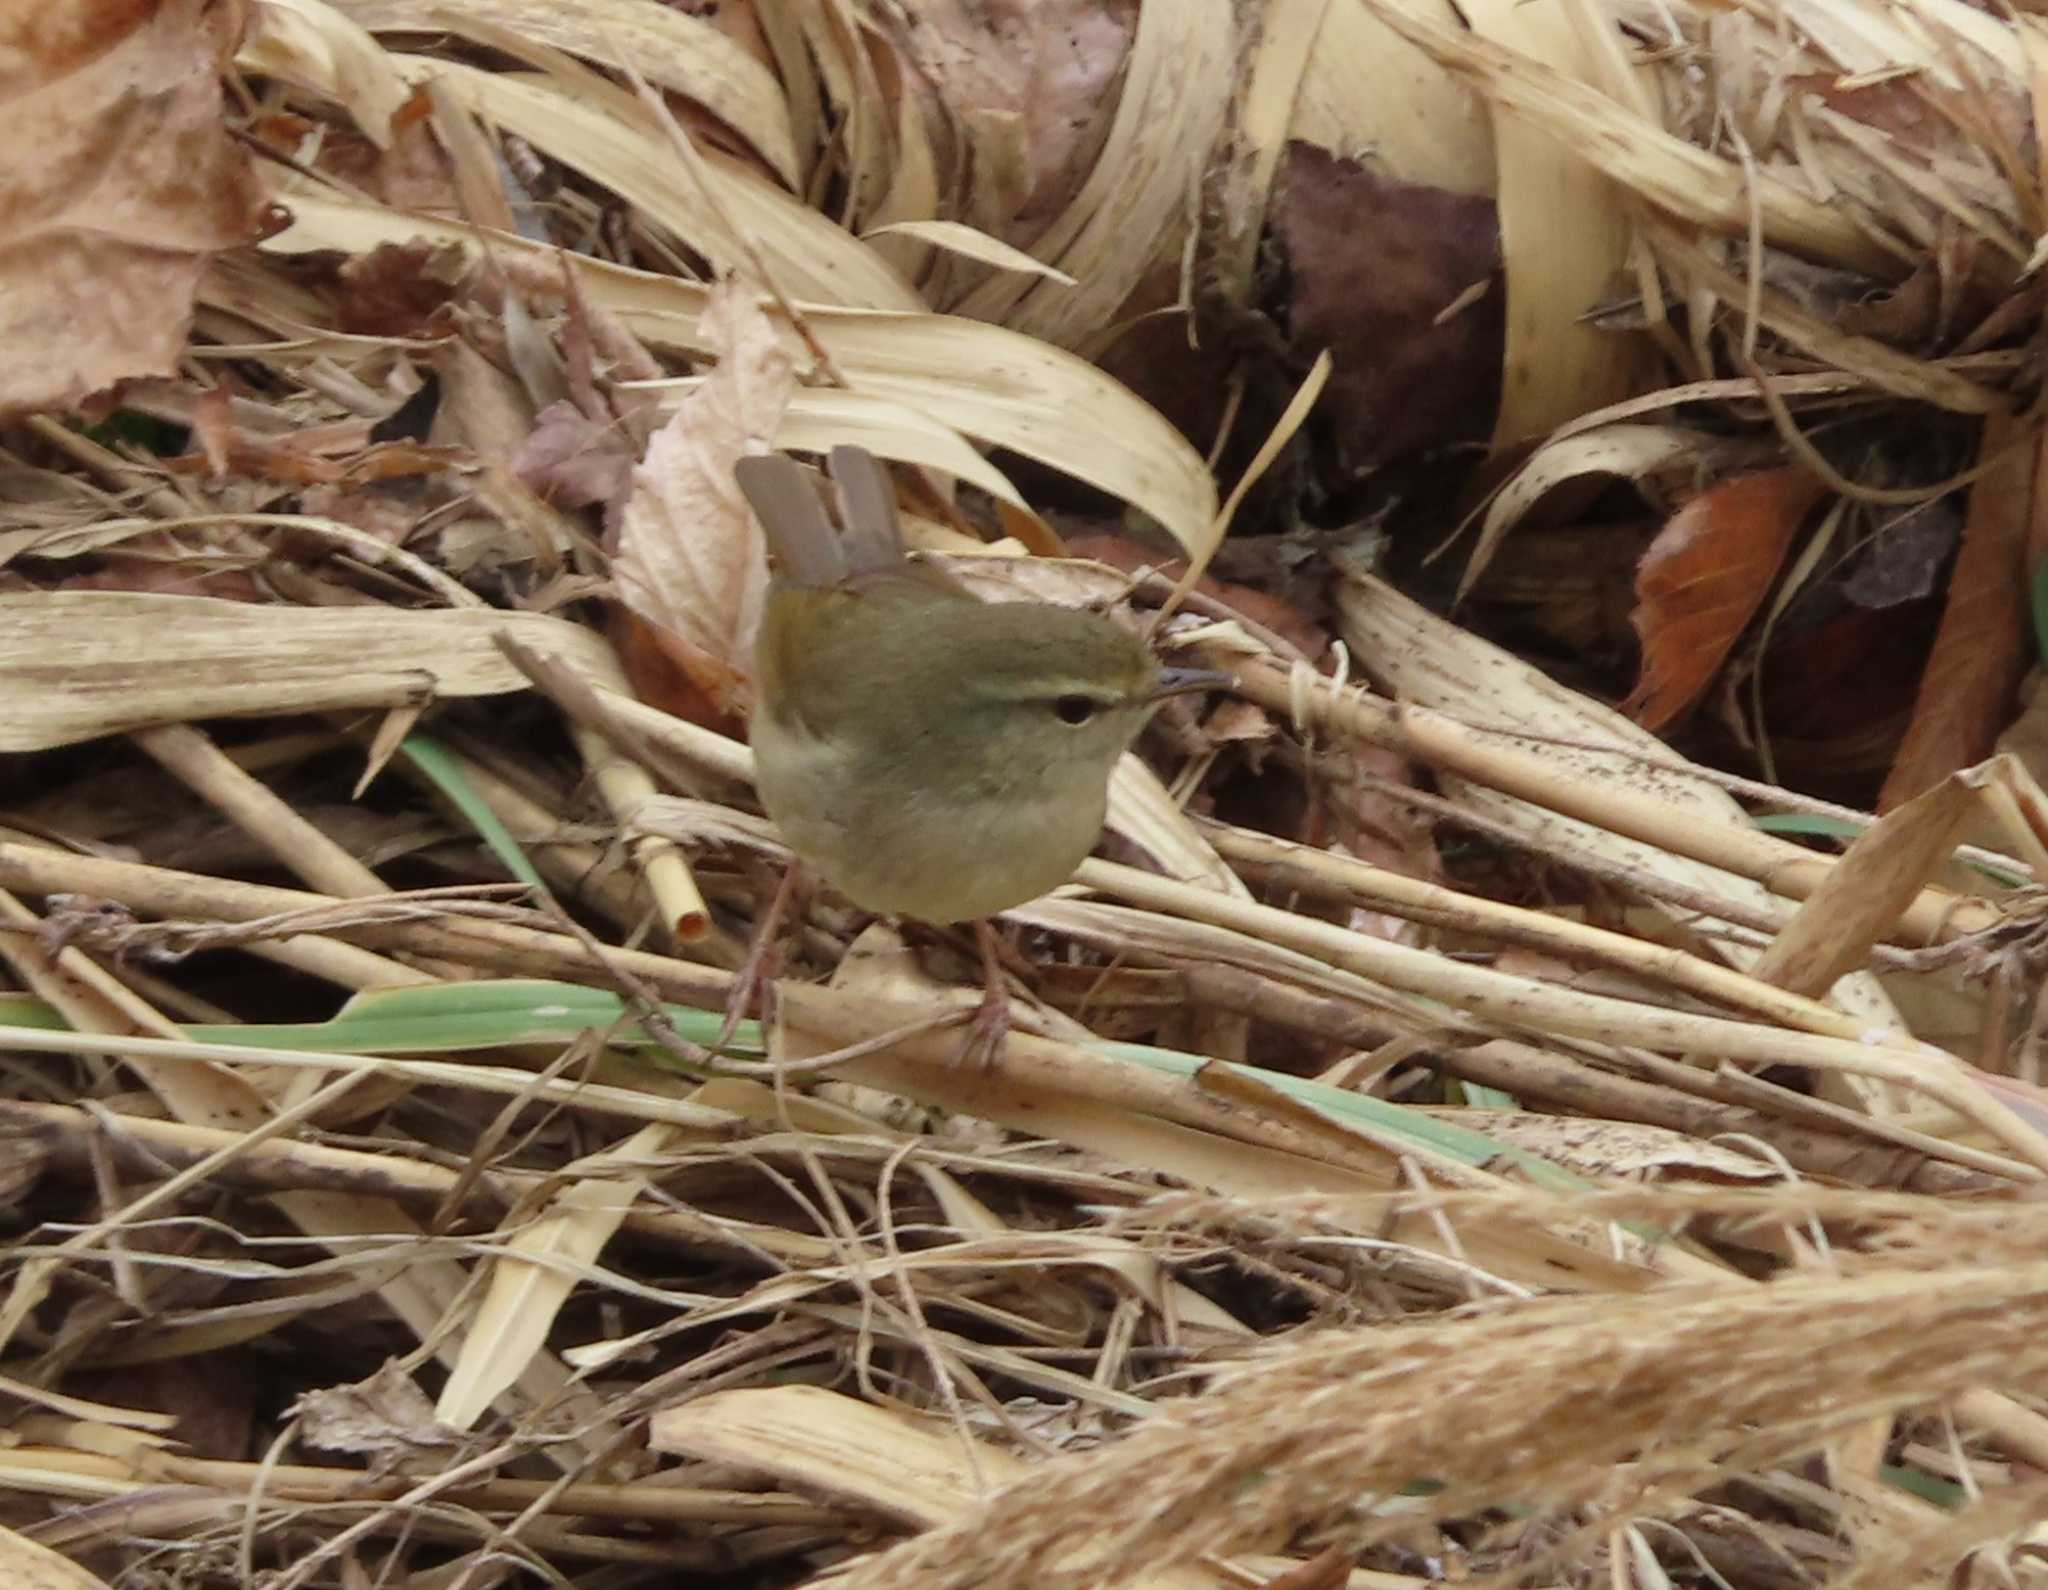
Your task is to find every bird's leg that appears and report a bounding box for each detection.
[716,860,802,1057]
[958,917,1014,1068]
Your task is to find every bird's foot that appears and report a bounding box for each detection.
[715,863,801,1057]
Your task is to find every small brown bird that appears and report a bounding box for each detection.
[735,446,1224,1050]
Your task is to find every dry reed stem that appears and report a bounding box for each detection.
[1216,651,2004,943]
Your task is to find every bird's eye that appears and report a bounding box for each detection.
[1052,694,1097,726]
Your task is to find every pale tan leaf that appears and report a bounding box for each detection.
[330,0,801,185]
[861,219,1077,283]
[1292,0,1493,198]
[1453,0,1646,448]
[436,1175,638,1430]
[242,0,411,148]
[640,381,1038,513]
[389,55,914,311]
[1355,0,1902,277]
[1438,1110,1780,1181]
[1467,424,1717,596]
[649,1385,1233,1587]
[0,1526,111,1590]
[1754,769,1984,999]
[1106,759,1248,900]
[264,185,1221,556]
[613,278,795,716]
[954,4,1238,348]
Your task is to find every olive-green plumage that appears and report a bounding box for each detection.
[740,449,1169,924]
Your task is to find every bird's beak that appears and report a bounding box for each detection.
[1145,666,1233,704]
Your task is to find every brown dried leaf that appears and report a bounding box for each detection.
[1753,769,1980,999]
[1270,142,1502,471]
[1624,467,1828,731]
[514,399,636,510]
[612,278,795,717]
[0,0,271,414]
[1879,410,2041,809]
[296,1360,458,1460]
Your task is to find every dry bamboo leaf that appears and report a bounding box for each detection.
[954,3,1237,347]
[1105,759,1247,899]
[1437,1109,1779,1182]
[1753,767,1982,999]
[862,219,1077,283]
[1356,0,1903,277]
[0,1376,179,1431]
[861,61,944,286]
[1211,0,1334,301]
[1769,0,2022,90]
[651,1384,1025,1526]
[1293,0,1493,198]
[0,593,625,753]
[1450,0,1645,448]
[1644,221,2004,415]
[650,1385,1235,1587]
[1467,423,1732,596]
[436,1173,639,1430]
[0,0,270,414]
[384,55,918,312]
[329,0,801,186]
[283,1187,609,1450]
[0,1528,109,1590]
[264,186,1220,555]
[644,381,1040,514]
[614,278,794,718]
[243,0,412,148]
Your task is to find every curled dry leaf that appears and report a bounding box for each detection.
[1466,422,1765,598]
[1623,467,1829,732]
[0,0,271,414]
[612,278,796,719]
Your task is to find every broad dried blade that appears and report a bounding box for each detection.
[735,454,844,588]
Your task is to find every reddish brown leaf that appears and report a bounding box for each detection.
[1623,467,1828,731]
[1269,142,1503,471]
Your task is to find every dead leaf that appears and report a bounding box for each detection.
[612,276,796,718]
[0,0,271,414]
[1270,142,1503,472]
[295,1360,458,1460]
[514,399,636,510]
[1624,467,1828,731]
[1879,409,2041,809]
[1753,767,1982,998]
